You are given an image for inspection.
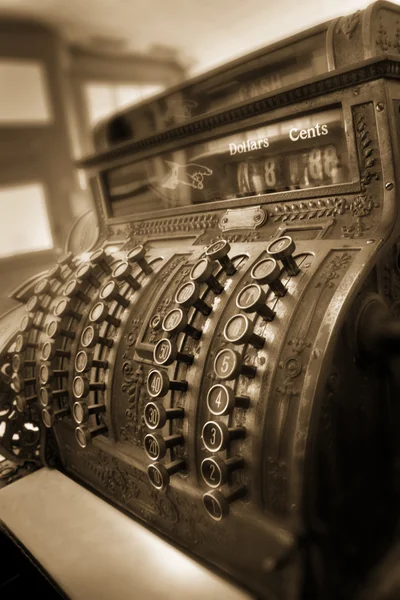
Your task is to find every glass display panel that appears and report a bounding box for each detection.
[203,36,327,112]
[105,106,350,218]
[98,32,328,143]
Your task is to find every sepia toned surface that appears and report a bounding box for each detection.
[2,2,400,599]
[0,468,251,599]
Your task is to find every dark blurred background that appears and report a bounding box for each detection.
[0,0,376,316]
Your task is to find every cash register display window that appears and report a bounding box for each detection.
[105,106,350,217]
[0,183,53,259]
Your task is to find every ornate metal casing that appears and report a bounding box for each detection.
[3,2,400,599]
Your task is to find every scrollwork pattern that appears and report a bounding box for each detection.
[341,218,372,239]
[340,11,361,40]
[78,448,236,549]
[377,26,390,51]
[119,363,148,445]
[267,252,354,515]
[355,112,379,188]
[350,194,375,217]
[109,214,220,241]
[123,318,142,352]
[272,197,345,222]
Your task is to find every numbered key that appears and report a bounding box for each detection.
[90,248,111,274]
[147,369,188,398]
[75,263,101,288]
[100,281,129,307]
[11,373,36,393]
[39,364,68,385]
[147,460,185,491]
[39,386,68,407]
[213,348,256,380]
[162,308,201,339]
[203,486,246,520]
[144,432,183,461]
[81,326,114,349]
[205,240,236,275]
[251,258,286,297]
[12,354,35,372]
[267,236,299,276]
[72,401,106,424]
[26,295,46,313]
[206,384,249,416]
[42,407,69,428]
[144,401,184,430]
[73,375,105,399]
[75,350,108,373]
[34,278,57,298]
[75,424,107,448]
[63,279,90,304]
[112,261,141,290]
[89,302,121,327]
[46,319,76,340]
[53,299,81,321]
[224,314,264,348]
[47,264,64,284]
[41,340,70,361]
[201,455,244,488]
[202,421,245,452]
[175,282,211,316]
[15,393,37,413]
[126,245,153,275]
[236,284,275,320]
[190,259,224,294]
[153,338,193,366]
[15,334,38,352]
[19,315,43,333]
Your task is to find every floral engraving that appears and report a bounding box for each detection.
[355,113,379,188]
[287,338,312,356]
[350,194,376,217]
[317,252,352,286]
[272,198,347,222]
[267,252,354,515]
[340,10,361,40]
[376,24,391,52]
[394,27,400,54]
[121,214,219,239]
[120,363,148,445]
[342,218,372,239]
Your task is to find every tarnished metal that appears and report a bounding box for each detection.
[219,206,267,232]
[4,2,400,599]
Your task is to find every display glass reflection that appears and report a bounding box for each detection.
[105,106,349,217]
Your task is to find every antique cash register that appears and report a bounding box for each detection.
[2,2,400,598]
